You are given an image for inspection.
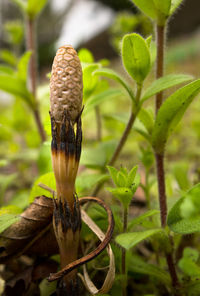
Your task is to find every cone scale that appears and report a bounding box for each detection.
[50,45,83,294]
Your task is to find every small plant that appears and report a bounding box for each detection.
[2,0,200,295]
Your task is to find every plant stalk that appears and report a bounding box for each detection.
[26,17,46,142]
[155,24,180,295]
[122,207,128,296]
[155,25,165,113]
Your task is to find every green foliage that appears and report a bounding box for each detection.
[141,74,193,102]
[94,68,135,102]
[29,172,56,202]
[167,183,200,234]
[84,88,123,114]
[170,0,184,14]
[0,214,20,233]
[173,162,191,191]
[107,165,140,208]
[122,33,151,84]
[116,229,163,250]
[128,210,159,231]
[0,49,17,66]
[128,254,170,285]
[12,0,48,20]
[131,0,158,21]
[76,173,109,195]
[152,79,200,154]
[4,20,24,45]
[178,248,200,278]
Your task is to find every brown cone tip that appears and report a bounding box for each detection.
[50,45,83,123]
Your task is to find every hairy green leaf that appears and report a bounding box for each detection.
[170,0,184,15]
[76,173,109,194]
[94,68,135,101]
[122,33,151,84]
[131,0,157,20]
[167,183,200,234]
[138,108,154,134]
[27,0,48,19]
[78,48,94,63]
[128,210,160,230]
[153,0,171,16]
[141,74,193,102]
[116,229,163,250]
[128,254,170,285]
[152,79,200,154]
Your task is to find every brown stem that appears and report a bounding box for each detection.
[155,24,180,294]
[26,18,46,142]
[122,207,128,296]
[95,106,102,141]
[155,154,167,227]
[48,196,114,282]
[155,25,165,113]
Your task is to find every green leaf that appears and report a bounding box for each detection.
[93,68,135,101]
[122,33,151,84]
[27,0,48,19]
[107,187,133,208]
[127,166,138,187]
[128,210,160,231]
[78,48,94,63]
[138,108,154,134]
[0,74,33,106]
[80,140,117,169]
[173,162,191,191]
[153,0,171,16]
[167,183,200,234]
[152,79,200,154]
[0,214,20,233]
[0,65,15,75]
[141,74,193,102]
[39,279,57,296]
[170,0,183,15]
[116,229,163,250]
[84,88,123,114]
[0,49,17,66]
[83,64,100,99]
[29,172,56,203]
[131,0,157,20]
[107,165,120,187]
[128,254,170,285]
[76,173,109,194]
[17,51,32,81]
[11,0,27,13]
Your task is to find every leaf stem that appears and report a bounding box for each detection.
[155,24,180,295]
[26,17,46,142]
[122,207,128,296]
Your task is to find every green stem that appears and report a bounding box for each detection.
[26,17,46,142]
[155,24,180,295]
[122,207,128,296]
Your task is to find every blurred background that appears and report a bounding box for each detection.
[1,0,200,209]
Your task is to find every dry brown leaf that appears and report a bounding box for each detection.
[0,196,58,263]
[79,209,115,295]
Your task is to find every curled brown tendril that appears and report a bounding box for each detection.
[48,196,114,282]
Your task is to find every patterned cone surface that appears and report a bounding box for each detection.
[50,45,83,122]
